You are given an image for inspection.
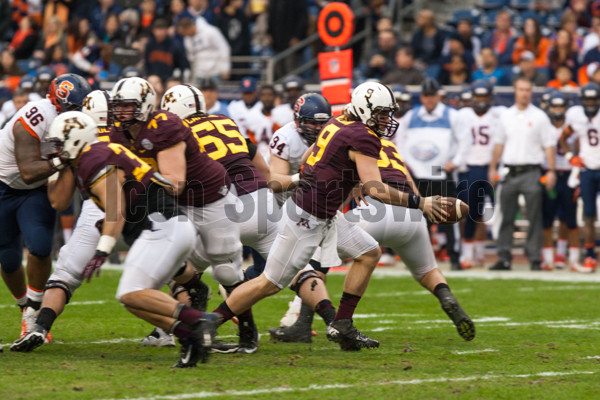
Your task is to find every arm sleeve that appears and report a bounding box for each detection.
[493,110,508,144]
[354,127,382,159]
[539,113,556,149]
[269,131,291,160]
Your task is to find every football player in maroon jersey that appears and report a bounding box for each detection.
[12,112,219,367]
[212,81,447,351]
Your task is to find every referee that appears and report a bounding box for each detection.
[488,77,557,271]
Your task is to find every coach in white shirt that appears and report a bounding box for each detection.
[488,76,557,271]
[396,78,471,270]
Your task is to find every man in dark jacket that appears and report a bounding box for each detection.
[382,46,424,86]
[411,9,446,67]
[215,0,251,80]
[267,0,308,79]
[144,18,190,83]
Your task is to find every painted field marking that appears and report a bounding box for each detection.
[452,348,498,355]
[0,300,109,309]
[101,370,597,400]
[369,288,472,297]
[376,268,600,282]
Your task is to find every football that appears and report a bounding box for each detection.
[439,197,469,225]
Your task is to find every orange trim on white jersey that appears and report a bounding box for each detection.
[17,117,39,140]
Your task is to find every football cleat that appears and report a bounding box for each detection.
[210,340,239,354]
[440,295,476,341]
[554,254,566,269]
[172,313,220,368]
[172,339,201,368]
[237,320,259,354]
[11,324,47,352]
[269,325,312,343]
[280,301,301,327]
[460,259,474,270]
[541,261,554,271]
[140,327,175,347]
[20,307,37,337]
[571,258,596,273]
[270,303,314,343]
[489,260,511,271]
[326,319,379,351]
[377,252,396,266]
[583,257,597,270]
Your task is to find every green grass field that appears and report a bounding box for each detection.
[1,267,600,400]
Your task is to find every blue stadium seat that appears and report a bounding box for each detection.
[479,9,499,28]
[450,9,482,25]
[513,10,544,28]
[479,0,509,9]
[499,65,515,84]
[424,64,441,80]
[16,58,40,75]
[545,10,562,28]
[510,0,531,10]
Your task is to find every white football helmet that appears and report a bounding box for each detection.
[348,81,399,137]
[110,77,156,126]
[81,90,111,126]
[47,111,98,160]
[161,84,206,119]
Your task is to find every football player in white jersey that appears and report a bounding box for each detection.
[228,76,262,135]
[562,83,600,272]
[264,93,333,338]
[457,80,505,269]
[541,93,580,271]
[240,84,279,162]
[0,73,91,340]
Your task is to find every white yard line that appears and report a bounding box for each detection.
[368,319,600,332]
[102,370,597,400]
[369,288,472,297]
[366,268,600,282]
[452,349,498,355]
[45,334,247,346]
[0,300,109,309]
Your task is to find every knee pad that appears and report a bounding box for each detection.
[211,264,244,287]
[0,247,23,274]
[44,280,73,304]
[413,265,437,282]
[290,270,323,295]
[27,241,53,258]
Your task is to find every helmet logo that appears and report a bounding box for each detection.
[62,117,85,137]
[82,96,92,110]
[57,81,74,100]
[140,82,152,103]
[163,92,175,105]
[364,88,374,110]
[294,96,305,112]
